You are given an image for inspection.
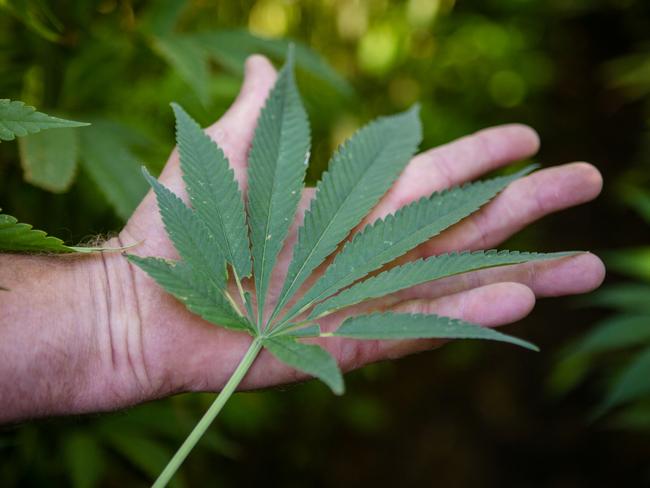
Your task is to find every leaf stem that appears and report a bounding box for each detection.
[270,318,315,337]
[232,269,249,316]
[152,338,263,488]
[224,290,245,318]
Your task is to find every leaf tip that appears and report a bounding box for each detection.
[332,379,345,396]
[285,42,296,66]
[518,339,540,352]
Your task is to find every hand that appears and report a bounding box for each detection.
[0,55,605,421]
[115,55,604,401]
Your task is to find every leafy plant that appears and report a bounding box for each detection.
[0,99,87,142]
[128,49,572,486]
[548,40,650,428]
[0,100,103,254]
[0,208,99,253]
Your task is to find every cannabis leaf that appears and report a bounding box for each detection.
[126,256,250,332]
[172,103,252,282]
[309,250,574,320]
[263,336,344,394]
[0,208,114,254]
[0,99,88,141]
[129,50,576,487]
[0,210,72,253]
[247,47,310,325]
[271,105,422,324]
[277,167,537,325]
[331,312,538,351]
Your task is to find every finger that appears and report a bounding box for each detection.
[414,162,603,257]
[159,55,277,193]
[334,282,536,371]
[369,124,540,221]
[394,252,605,303]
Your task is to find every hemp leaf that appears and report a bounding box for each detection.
[0,99,88,141]
[128,48,576,486]
[0,208,119,254]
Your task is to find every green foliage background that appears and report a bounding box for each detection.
[1,0,649,486]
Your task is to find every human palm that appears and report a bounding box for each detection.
[116,55,604,401]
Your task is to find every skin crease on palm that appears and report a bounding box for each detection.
[95,54,606,409]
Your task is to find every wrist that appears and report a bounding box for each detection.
[0,238,157,422]
[0,253,109,421]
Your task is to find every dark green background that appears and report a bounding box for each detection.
[1,0,649,486]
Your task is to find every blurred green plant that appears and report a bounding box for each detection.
[549,40,650,427]
[0,99,114,253]
[1,1,353,222]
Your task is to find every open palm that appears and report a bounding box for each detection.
[115,55,604,402]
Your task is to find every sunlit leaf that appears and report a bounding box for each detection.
[152,35,211,105]
[78,120,149,220]
[18,126,78,192]
[196,29,353,97]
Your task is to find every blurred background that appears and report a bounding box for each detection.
[1,0,650,486]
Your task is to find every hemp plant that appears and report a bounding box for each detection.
[128,50,572,487]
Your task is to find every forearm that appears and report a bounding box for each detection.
[0,251,147,422]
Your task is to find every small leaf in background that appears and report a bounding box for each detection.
[103,432,186,488]
[18,126,78,192]
[605,246,650,281]
[570,314,650,356]
[140,0,187,36]
[152,35,211,106]
[263,335,344,395]
[596,347,650,416]
[333,312,539,351]
[0,0,63,42]
[78,120,149,221]
[62,432,105,488]
[0,99,88,141]
[586,283,650,312]
[611,402,650,431]
[195,30,353,98]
